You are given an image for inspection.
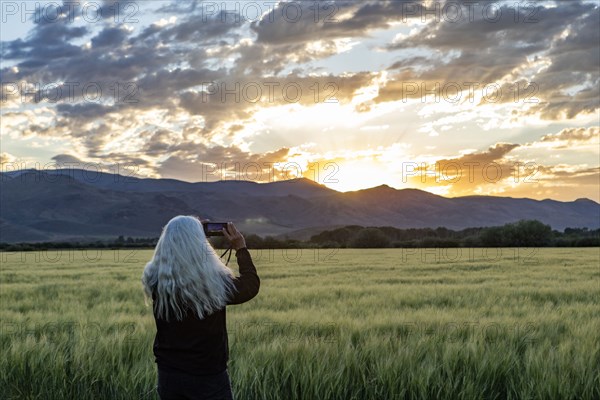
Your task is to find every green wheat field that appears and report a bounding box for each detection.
[1,248,599,400]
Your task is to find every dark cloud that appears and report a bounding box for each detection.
[251,1,425,45]
[51,154,85,165]
[243,1,430,74]
[156,145,291,182]
[56,103,115,120]
[432,142,520,175]
[378,1,599,119]
[1,0,87,61]
[136,11,242,45]
[95,0,138,21]
[140,129,182,156]
[91,26,129,48]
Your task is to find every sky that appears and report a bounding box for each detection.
[1,0,599,201]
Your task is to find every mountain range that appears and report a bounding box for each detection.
[1,169,598,243]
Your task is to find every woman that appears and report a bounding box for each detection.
[142,215,260,400]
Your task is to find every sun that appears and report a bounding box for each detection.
[303,157,395,192]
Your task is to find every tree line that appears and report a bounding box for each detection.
[0,220,598,251]
[304,220,599,248]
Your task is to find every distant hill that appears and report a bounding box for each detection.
[1,169,598,243]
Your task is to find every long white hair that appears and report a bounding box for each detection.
[142,215,237,321]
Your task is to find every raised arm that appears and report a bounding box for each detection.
[227,247,260,305]
[222,222,260,305]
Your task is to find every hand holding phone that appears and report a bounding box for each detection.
[222,222,246,251]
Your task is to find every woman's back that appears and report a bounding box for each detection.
[153,305,229,376]
[152,247,260,376]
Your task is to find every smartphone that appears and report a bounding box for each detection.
[203,222,229,237]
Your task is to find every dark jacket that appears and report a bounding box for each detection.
[151,247,260,376]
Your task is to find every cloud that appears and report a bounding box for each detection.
[251,1,426,46]
[539,127,599,145]
[404,132,599,201]
[56,103,116,120]
[0,152,19,164]
[156,13,241,42]
[156,145,291,182]
[176,72,374,136]
[378,1,599,120]
[410,142,522,193]
[90,26,130,48]
[0,0,375,158]
[515,126,600,153]
[51,153,85,166]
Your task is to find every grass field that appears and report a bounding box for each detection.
[1,247,599,400]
